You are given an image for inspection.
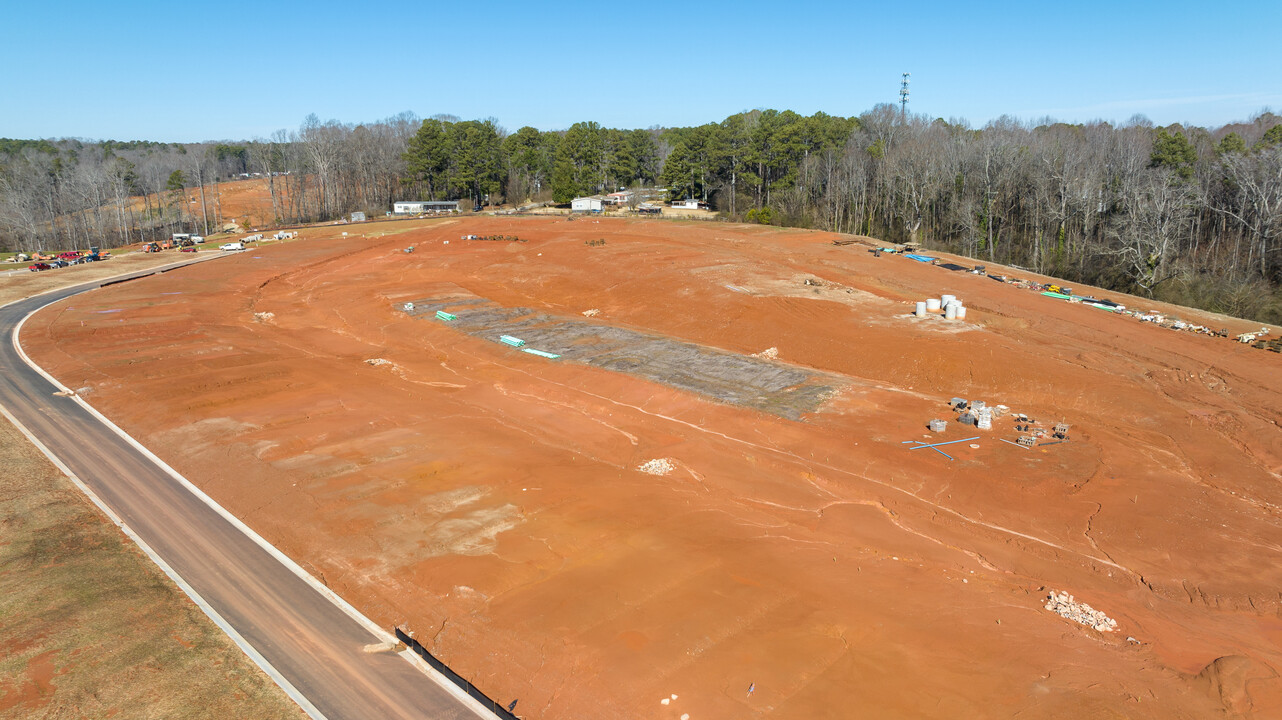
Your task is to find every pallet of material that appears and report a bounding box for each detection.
[435,310,457,321]
[500,335,525,347]
[521,348,561,359]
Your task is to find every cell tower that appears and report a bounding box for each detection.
[899,72,911,121]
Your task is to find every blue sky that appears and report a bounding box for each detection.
[5,0,1280,142]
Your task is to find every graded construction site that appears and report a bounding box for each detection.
[22,216,1282,719]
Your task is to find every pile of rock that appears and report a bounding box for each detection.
[1045,590,1118,632]
[637,458,675,476]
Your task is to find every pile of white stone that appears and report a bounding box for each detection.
[637,458,675,476]
[1045,590,1117,632]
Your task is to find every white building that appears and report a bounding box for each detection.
[603,191,632,206]
[669,199,709,210]
[393,200,459,214]
[571,197,604,213]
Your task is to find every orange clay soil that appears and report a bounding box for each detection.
[23,216,1282,719]
[119,176,292,230]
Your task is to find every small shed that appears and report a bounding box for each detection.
[571,197,604,213]
[669,199,710,210]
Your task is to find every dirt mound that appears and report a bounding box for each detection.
[1193,655,1276,717]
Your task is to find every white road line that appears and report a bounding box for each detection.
[4,264,499,720]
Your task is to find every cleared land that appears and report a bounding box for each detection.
[0,258,303,719]
[21,216,1282,719]
[0,250,219,302]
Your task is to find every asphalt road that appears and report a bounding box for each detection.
[0,260,495,720]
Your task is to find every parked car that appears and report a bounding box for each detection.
[219,242,245,251]
[180,246,198,253]
[28,262,52,272]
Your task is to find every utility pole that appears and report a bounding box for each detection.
[899,72,911,123]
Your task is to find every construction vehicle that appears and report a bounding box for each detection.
[143,242,162,253]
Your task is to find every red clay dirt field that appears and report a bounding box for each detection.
[22,217,1282,719]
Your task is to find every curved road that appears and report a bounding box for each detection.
[0,260,498,720]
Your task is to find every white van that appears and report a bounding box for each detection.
[220,242,245,251]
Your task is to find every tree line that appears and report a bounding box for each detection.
[1,107,1279,321]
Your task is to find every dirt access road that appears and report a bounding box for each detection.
[22,216,1282,718]
[1,261,494,720]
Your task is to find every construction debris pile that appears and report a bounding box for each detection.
[1236,328,1282,352]
[987,273,1279,350]
[930,397,1073,453]
[879,249,1279,352]
[944,397,1007,431]
[1045,590,1118,632]
[461,234,525,242]
[584,238,607,247]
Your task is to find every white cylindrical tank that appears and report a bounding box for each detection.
[944,303,958,320]
[915,301,927,317]
[956,305,967,318]
[941,294,956,307]
[926,298,942,311]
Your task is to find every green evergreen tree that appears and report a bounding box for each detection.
[1258,124,1282,149]
[403,118,450,199]
[551,121,603,202]
[1150,126,1197,179]
[1217,132,1247,155]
